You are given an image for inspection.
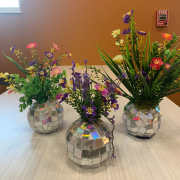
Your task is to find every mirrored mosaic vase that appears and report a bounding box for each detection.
[65,118,113,168]
[27,99,64,134]
[122,103,162,138]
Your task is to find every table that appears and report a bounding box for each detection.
[0,66,180,180]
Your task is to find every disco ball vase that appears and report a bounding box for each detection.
[27,99,64,134]
[65,118,113,168]
[122,103,162,138]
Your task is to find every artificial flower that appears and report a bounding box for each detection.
[158,43,166,51]
[164,63,171,70]
[115,41,120,46]
[111,29,120,38]
[111,98,119,111]
[135,70,151,82]
[122,10,134,23]
[52,60,58,65]
[56,93,63,100]
[50,67,61,76]
[37,69,48,77]
[59,78,66,88]
[121,29,131,34]
[53,43,60,50]
[26,42,38,49]
[10,45,16,54]
[0,72,9,78]
[83,59,88,65]
[149,57,163,70]
[26,66,35,71]
[113,55,123,64]
[66,51,72,58]
[162,33,173,40]
[59,93,68,103]
[137,31,147,36]
[29,60,37,66]
[94,84,109,97]
[82,105,97,118]
[70,60,76,70]
[8,90,13,94]
[115,87,121,95]
[44,52,54,58]
[121,72,127,79]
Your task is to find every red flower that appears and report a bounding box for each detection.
[8,90,13,94]
[149,57,163,70]
[162,33,173,40]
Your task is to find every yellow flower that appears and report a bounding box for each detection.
[115,41,120,46]
[0,72,9,78]
[26,66,35,70]
[111,29,120,38]
[120,39,124,45]
[7,84,16,91]
[113,55,123,64]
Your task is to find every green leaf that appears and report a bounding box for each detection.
[34,76,40,84]
[27,75,33,83]
[27,98,32,105]
[2,52,28,76]
[19,97,25,102]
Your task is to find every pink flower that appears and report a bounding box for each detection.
[53,43,60,50]
[50,67,61,76]
[8,90,13,94]
[56,93,63,100]
[94,84,109,97]
[164,63,171,70]
[26,42,38,49]
[149,57,163,70]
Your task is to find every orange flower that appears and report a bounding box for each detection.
[162,33,173,40]
[27,42,38,49]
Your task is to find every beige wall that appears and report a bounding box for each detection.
[0,0,180,106]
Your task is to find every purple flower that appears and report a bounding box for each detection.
[83,59,88,65]
[109,115,115,124]
[121,29,131,34]
[111,98,119,111]
[70,60,76,70]
[59,93,68,103]
[123,10,134,23]
[44,52,54,58]
[111,154,116,159]
[29,60,37,66]
[37,69,47,77]
[10,45,16,54]
[82,105,97,118]
[83,71,89,79]
[59,77,66,88]
[66,51,71,58]
[135,70,151,82]
[121,72,127,79]
[137,31,147,36]
[52,60,58,65]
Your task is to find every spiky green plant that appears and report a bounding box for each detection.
[93,10,180,109]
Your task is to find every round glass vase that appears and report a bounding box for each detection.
[65,118,113,168]
[27,99,64,134]
[122,103,162,138]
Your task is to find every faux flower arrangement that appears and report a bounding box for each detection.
[57,60,120,159]
[93,9,180,109]
[1,42,71,112]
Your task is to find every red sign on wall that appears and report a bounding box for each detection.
[157,10,169,26]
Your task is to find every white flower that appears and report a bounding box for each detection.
[111,29,120,38]
[113,55,123,63]
[120,39,124,45]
